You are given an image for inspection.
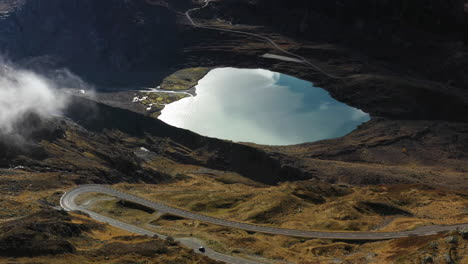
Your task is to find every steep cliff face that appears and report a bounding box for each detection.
[0,0,179,80]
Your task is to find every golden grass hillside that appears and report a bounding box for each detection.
[75,168,468,264]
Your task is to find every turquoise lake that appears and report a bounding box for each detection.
[159,68,370,145]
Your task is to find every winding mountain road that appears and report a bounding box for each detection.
[61,185,468,241]
[184,0,342,79]
[60,185,468,263]
[61,185,268,264]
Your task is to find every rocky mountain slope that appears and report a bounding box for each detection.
[198,0,468,89]
[0,0,182,84]
[247,0,465,37]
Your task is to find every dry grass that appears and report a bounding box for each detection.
[160,67,211,90]
[1,164,466,264]
[72,167,467,264]
[110,175,468,232]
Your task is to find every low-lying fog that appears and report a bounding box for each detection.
[0,59,90,142]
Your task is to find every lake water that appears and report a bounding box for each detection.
[159,68,370,145]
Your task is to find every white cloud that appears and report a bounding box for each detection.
[0,61,70,135]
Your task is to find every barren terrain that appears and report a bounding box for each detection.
[0,0,467,263]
